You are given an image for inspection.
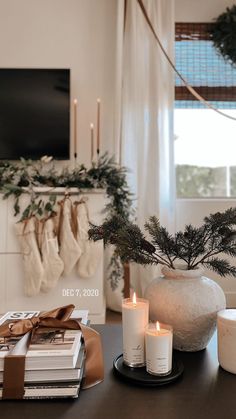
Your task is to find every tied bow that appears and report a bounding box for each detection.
[0,305,104,399]
[0,305,82,337]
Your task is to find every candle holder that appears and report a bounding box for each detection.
[113,354,184,387]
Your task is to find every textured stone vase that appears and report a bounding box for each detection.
[144,266,226,352]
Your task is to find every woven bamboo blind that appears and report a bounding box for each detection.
[175,23,236,107]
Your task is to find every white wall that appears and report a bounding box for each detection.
[0,0,122,312]
[175,0,236,21]
[0,0,119,165]
[1,0,236,304]
[175,0,236,306]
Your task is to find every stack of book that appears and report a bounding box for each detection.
[0,309,88,399]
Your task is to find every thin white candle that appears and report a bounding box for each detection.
[122,293,149,367]
[145,322,173,376]
[96,98,101,156]
[73,99,78,160]
[90,123,94,163]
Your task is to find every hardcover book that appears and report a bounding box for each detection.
[0,380,83,399]
[0,345,86,383]
[0,357,86,399]
[0,310,88,371]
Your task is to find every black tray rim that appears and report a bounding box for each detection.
[113,354,184,387]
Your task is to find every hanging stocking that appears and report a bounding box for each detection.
[75,201,103,278]
[59,198,82,276]
[35,217,44,251]
[40,217,64,293]
[14,217,44,297]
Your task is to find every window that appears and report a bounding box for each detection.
[174,23,236,198]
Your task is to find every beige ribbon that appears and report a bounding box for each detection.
[0,304,104,399]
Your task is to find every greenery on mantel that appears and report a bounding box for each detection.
[210,5,236,66]
[0,153,132,218]
[0,153,133,289]
[89,208,236,278]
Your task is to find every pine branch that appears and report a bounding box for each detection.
[203,258,236,277]
[90,208,236,277]
[145,216,176,267]
[89,215,171,267]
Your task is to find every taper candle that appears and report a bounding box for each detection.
[90,123,94,162]
[96,98,101,156]
[122,293,149,367]
[73,99,78,160]
[145,322,173,376]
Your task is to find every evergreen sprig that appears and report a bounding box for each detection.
[89,208,236,278]
[210,5,236,66]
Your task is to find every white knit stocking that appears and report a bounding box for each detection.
[15,217,44,297]
[40,217,64,292]
[76,201,102,278]
[59,198,82,276]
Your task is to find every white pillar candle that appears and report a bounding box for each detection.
[217,309,236,374]
[145,322,173,376]
[122,293,149,367]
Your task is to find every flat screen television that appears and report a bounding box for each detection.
[0,68,70,160]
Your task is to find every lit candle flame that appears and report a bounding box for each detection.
[156,321,160,332]
[132,292,137,305]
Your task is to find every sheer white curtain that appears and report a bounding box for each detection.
[121,0,175,295]
[104,0,126,311]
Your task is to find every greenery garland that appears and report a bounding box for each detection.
[0,153,133,289]
[210,5,236,66]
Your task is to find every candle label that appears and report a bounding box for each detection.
[123,341,145,366]
[146,355,171,375]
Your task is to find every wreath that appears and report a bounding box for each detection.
[210,5,236,65]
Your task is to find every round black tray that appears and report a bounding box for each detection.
[113,354,184,387]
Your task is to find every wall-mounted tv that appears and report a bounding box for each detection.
[0,68,70,160]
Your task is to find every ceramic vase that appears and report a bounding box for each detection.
[144,266,226,351]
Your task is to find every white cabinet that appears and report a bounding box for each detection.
[0,189,107,323]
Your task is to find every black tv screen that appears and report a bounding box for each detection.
[0,68,70,160]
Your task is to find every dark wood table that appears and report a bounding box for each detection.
[1,324,236,419]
